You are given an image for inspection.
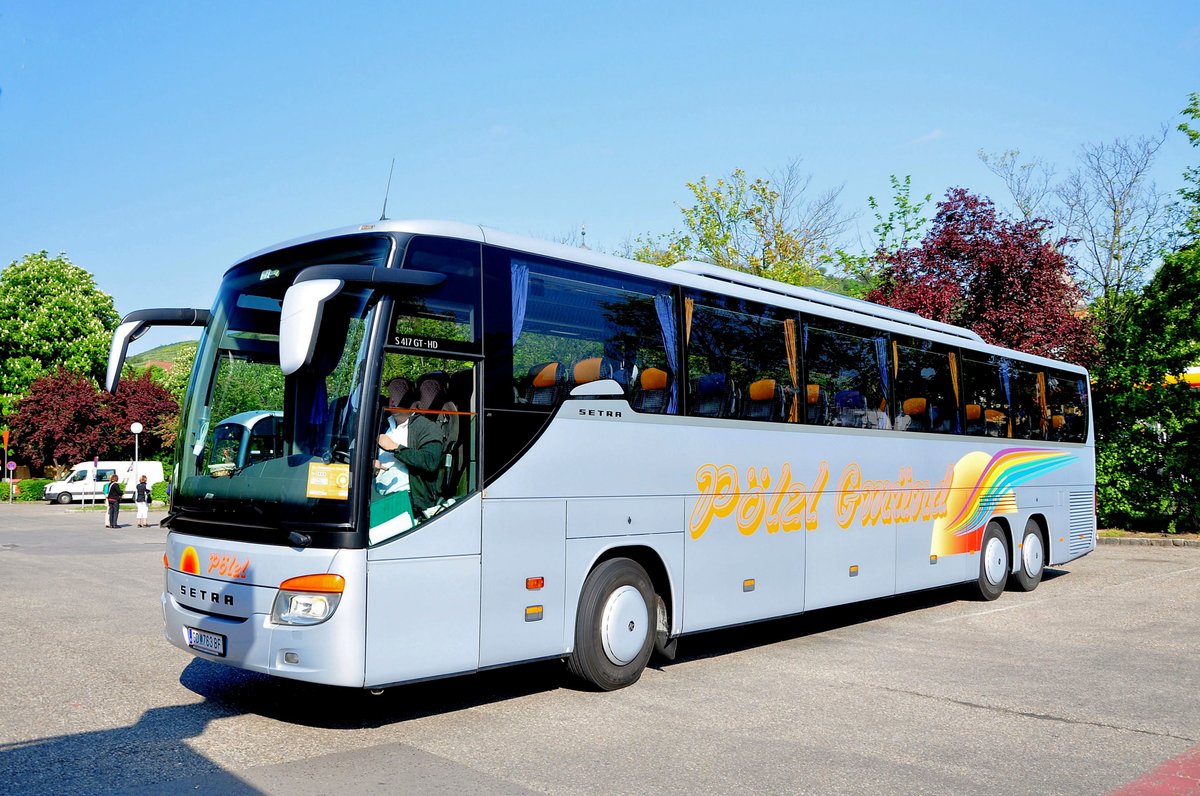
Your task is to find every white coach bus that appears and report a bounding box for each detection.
[107,220,1096,691]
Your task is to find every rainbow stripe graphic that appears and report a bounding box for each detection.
[931,448,1075,557]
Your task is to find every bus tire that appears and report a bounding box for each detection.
[57,492,72,505]
[1011,519,1045,592]
[567,557,655,691]
[974,521,1009,601]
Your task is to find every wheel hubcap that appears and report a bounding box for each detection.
[600,585,649,665]
[984,536,1008,586]
[1023,532,1044,578]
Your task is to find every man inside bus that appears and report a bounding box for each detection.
[375,377,443,520]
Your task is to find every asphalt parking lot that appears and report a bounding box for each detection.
[1,501,1197,795]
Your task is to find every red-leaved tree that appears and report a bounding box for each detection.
[10,368,178,474]
[867,188,1097,365]
[9,369,112,472]
[107,370,178,461]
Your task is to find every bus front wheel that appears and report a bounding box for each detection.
[56,492,72,505]
[1011,519,1045,592]
[974,521,1009,601]
[567,558,655,691]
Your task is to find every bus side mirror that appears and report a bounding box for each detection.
[279,279,344,376]
[279,265,446,376]
[106,308,211,393]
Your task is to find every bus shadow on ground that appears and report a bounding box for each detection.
[178,568,1070,730]
[0,701,263,796]
[179,656,566,730]
[663,568,1067,666]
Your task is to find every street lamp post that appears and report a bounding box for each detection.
[131,423,143,486]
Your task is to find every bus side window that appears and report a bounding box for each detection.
[685,291,797,423]
[893,336,960,434]
[507,257,675,414]
[802,320,891,430]
[1009,365,1045,440]
[1046,369,1088,443]
[961,354,1009,437]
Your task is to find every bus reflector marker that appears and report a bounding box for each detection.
[849,565,859,577]
[525,605,543,622]
[929,555,937,565]
[526,577,544,590]
[743,579,755,592]
[163,553,169,568]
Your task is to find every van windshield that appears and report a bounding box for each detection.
[172,235,392,539]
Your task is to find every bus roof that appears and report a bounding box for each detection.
[231,219,1084,374]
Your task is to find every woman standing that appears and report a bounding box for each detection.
[105,473,122,528]
[134,475,152,527]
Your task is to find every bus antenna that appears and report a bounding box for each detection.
[379,158,396,221]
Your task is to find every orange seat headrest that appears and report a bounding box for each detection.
[640,367,668,390]
[749,379,777,402]
[532,363,558,388]
[574,357,602,384]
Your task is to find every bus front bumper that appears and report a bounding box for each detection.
[161,591,365,687]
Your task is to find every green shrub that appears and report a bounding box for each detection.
[14,478,53,502]
[151,481,170,505]
[0,482,8,501]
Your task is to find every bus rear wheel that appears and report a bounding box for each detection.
[1011,519,1045,592]
[974,521,1009,601]
[567,558,655,691]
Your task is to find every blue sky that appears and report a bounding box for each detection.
[1,2,1198,353]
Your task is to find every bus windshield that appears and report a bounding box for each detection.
[173,235,392,533]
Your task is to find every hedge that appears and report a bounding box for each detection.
[152,481,170,505]
[14,478,54,501]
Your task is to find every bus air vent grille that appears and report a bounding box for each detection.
[993,494,1018,514]
[1068,492,1095,554]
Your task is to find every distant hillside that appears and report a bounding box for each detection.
[127,341,197,371]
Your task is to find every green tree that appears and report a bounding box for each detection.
[1093,94,1200,532]
[1178,91,1200,240]
[146,342,197,454]
[632,160,850,288]
[0,252,120,418]
[158,342,198,406]
[836,175,932,295]
[1094,241,1200,531]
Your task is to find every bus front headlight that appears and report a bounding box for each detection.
[271,574,345,626]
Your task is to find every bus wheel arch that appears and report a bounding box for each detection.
[1011,514,1047,592]
[974,519,1012,601]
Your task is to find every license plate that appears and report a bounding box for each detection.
[185,626,226,657]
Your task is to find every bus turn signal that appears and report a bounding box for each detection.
[279,574,346,593]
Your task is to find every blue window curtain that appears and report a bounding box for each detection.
[999,358,1013,406]
[654,293,679,413]
[511,260,530,346]
[874,336,890,406]
[999,358,1014,437]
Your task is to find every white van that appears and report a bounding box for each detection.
[44,460,165,504]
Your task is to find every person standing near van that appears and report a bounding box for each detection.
[134,475,151,527]
[105,473,122,528]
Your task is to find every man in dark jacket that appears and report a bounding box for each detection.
[105,473,122,528]
[377,378,444,516]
